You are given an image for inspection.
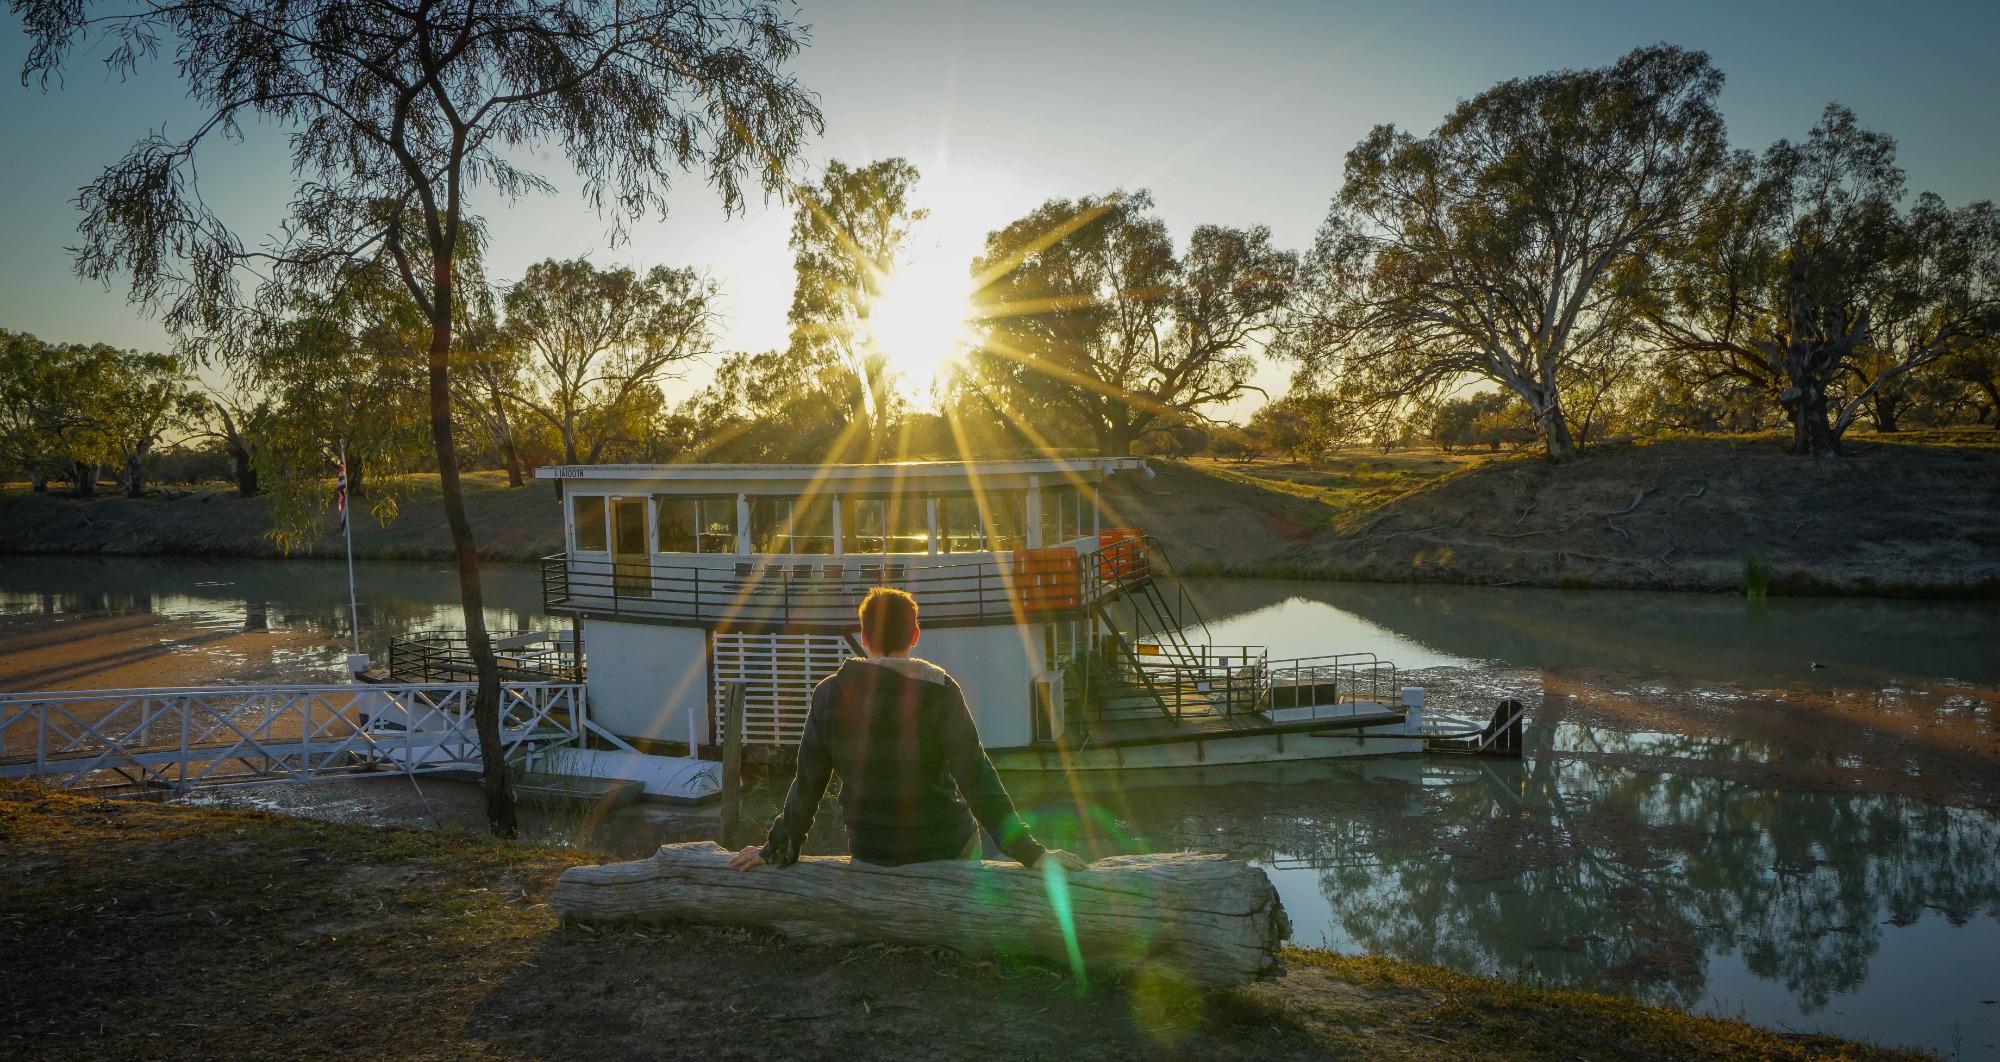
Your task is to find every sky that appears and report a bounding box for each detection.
[3,0,1997,418]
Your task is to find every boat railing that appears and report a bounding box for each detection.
[1265,653,1400,710]
[541,550,1098,627]
[387,630,582,683]
[0,682,587,792]
[1122,644,1271,721]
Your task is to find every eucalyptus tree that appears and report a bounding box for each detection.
[14,0,823,834]
[503,257,719,465]
[971,190,1296,456]
[670,345,866,462]
[1280,45,1726,463]
[5,338,126,494]
[451,314,529,486]
[0,330,67,490]
[99,351,193,497]
[187,387,274,498]
[1644,105,2000,454]
[251,270,435,547]
[785,157,925,460]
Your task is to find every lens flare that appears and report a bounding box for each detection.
[868,263,973,404]
[1041,857,1089,988]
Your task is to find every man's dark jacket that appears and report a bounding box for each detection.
[759,656,1047,868]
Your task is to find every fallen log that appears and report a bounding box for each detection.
[550,841,1288,989]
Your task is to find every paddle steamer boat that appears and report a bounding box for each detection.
[518,457,1512,775]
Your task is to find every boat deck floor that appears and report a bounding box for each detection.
[1083,699,1405,748]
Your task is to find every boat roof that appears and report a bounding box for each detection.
[534,456,1147,484]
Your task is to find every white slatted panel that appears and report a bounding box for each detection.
[710,632,851,746]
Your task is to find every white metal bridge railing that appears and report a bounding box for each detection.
[0,683,587,793]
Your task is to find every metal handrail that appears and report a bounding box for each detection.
[540,550,1094,626]
[0,682,587,791]
[1266,653,1399,710]
[386,631,582,683]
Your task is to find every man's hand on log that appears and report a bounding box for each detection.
[728,845,765,871]
[1035,849,1087,872]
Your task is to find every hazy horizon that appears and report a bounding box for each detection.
[4,0,1997,417]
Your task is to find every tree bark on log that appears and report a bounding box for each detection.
[551,842,1289,989]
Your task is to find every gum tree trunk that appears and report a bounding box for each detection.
[1869,392,1901,434]
[1784,381,1841,456]
[230,446,259,497]
[427,261,517,839]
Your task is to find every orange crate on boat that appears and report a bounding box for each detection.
[1095,528,1148,582]
[1012,547,1081,611]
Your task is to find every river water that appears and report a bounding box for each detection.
[2,556,1996,1055]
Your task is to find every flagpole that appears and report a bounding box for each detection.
[339,441,362,657]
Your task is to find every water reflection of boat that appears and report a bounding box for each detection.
[512,458,1523,778]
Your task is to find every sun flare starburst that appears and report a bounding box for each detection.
[868,263,975,403]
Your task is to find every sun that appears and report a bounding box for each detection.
[867,255,975,404]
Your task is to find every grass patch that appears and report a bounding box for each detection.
[1745,554,1772,598]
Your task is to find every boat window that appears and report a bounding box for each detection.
[842,494,930,554]
[983,491,1027,551]
[791,495,834,555]
[572,495,607,552]
[748,497,789,554]
[938,494,984,554]
[842,497,886,554]
[750,496,833,554]
[698,497,737,554]
[612,498,648,556]
[656,498,697,553]
[658,496,738,553]
[1040,484,1088,544]
[887,495,929,554]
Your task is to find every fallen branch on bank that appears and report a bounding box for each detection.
[550,842,1289,989]
[1489,489,1651,540]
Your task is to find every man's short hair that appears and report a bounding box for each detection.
[858,587,919,655]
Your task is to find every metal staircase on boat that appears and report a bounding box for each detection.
[1080,533,1269,725]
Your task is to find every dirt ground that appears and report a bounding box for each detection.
[1280,432,2000,596]
[0,786,1915,1061]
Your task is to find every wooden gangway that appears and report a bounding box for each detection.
[0,682,588,793]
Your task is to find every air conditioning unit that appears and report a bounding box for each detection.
[1031,670,1066,744]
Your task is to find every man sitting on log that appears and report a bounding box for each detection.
[730,587,1085,874]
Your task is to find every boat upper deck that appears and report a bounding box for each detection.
[538,457,1154,629]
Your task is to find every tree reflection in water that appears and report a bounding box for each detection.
[0,555,559,657]
[1012,737,2000,1017]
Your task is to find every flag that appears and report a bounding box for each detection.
[336,460,348,532]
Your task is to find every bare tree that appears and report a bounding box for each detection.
[16,0,822,834]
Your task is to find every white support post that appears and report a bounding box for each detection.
[1025,474,1043,549]
[926,497,939,556]
[830,494,843,557]
[736,493,752,555]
